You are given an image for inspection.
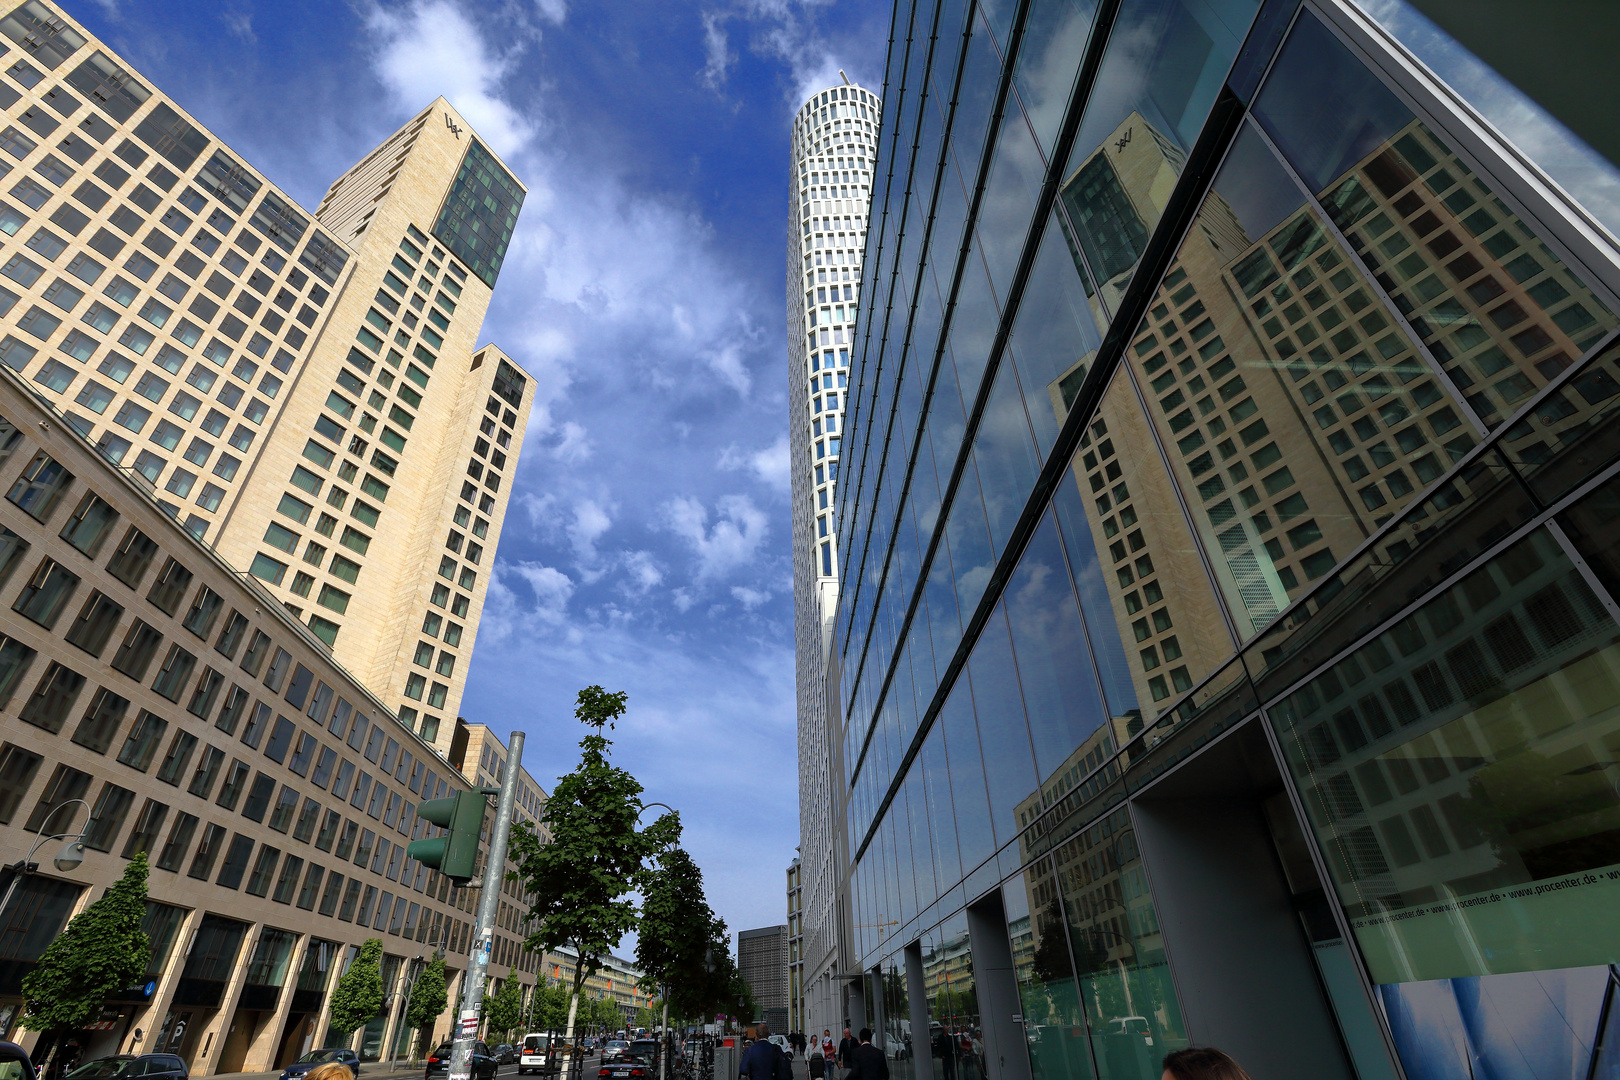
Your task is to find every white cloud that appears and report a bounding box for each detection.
[363,0,534,157]
[731,585,770,609]
[548,420,592,463]
[719,435,790,492]
[507,561,575,624]
[533,0,567,24]
[663,494,770,580]
[700,12,737,90]
[568,498,614,568]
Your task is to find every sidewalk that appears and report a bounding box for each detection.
[211,1062,426,1080]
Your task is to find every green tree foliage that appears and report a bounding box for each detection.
[486,975,526,1042]
[635,844,730,1024]
[407,956,450,1054]
[22,851,150,1034]
[329,939,386,1041]
[528,979,571,1031]
[510,686,678,1039]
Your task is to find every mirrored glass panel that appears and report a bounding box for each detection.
[1004,857,1096,1080]
[1060,0,1262,313]
[1270,525,1620,987]
[922,913,983,1080]
[1253,11,1617,431]
[1055,807,1188,1076]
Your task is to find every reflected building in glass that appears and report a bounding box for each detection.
[827,0,1620,1075]
[789,79,882,1039]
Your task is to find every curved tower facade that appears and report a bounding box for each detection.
[787,78,880,1038]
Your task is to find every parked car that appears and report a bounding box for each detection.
[67,1057,187,1080]
[425,1042,498,1079]
[492,1046,518,1066]
[0,1043,31,1080]
[279,1048,359,1080]
[601,1042,630,1064]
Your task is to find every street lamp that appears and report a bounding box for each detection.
[0,800,91,917]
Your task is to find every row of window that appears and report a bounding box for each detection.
[0,403,483,950]
[0,74,342,540]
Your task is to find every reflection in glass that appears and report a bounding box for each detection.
[883,952,916,1078]
[967,605,1040,846]
[1255,11,1616,432]
[1059,0,1261,315]
[1005,859,1096,1080]
[1068,366,1236,718]
[1269,525,1620,985]
[1053,808,1187,1077]
[922,914,983,1080]
[1499,340,1620,505]
[1014,0,1102,157]
[1007,210,1108,456]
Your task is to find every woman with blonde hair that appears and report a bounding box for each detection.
[302,1061,356,1080]
[1161,1047,1252,1080]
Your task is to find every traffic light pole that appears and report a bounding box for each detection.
[448,730,525,1080]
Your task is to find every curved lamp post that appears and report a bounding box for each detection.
[0,799,92,917]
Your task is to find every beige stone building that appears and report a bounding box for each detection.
[0,0,532,757]
[0,0,545,1071]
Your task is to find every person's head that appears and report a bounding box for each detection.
[305,1064,354,1080]
[843,1028,851,1037]
[1162,1048,1251,1080]
[824,1031,831,1039]
[858,1029,872,1044]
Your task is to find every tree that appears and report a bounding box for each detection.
[23,849,150,1057]
[510,687,677,1046]
[636,844,730,1026]
[528,979,570,1031]
[406,956,449,1056]
[486,975,525,1043]
[329,939,385,1044]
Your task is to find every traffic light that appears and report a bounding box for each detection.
[408,790,487,882]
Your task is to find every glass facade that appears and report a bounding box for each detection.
[431,139,523,288]
[829,0,1620,1075]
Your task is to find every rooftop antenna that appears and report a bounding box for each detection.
[840,69,850,85]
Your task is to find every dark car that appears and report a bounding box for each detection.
[280,1048,359,1080]
[0,1043,31,1080]
[425,1043,498,1080]
[492,1046,517,1067]
[66,1057,187,1080]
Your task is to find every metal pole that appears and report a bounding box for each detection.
[449,731,525,1080]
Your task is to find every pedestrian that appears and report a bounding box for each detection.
[836,1028,858,1077]
[820,1030,835,1069]
[844,1029,887,1080]
[739,1030,789,1080]
[1161,1048,1252,1080]
[305,1063,355,1080]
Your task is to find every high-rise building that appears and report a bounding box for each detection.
[832,0,1620,1077]
[0,0,536,1071]
[737,924,790,1033]
[787,79,880,1040]
[0,0,532,754]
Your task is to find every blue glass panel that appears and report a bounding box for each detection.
[967,604,1040,846]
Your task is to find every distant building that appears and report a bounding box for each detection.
[785,860,803,1033]
[736,925,788,1034]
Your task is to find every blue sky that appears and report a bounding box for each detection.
[64,0,888,953]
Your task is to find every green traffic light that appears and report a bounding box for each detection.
[407,791,487,881]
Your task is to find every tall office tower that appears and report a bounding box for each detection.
[833,0,1620,1077]
[0,0,532,755]
[737,924,790,1033]
[214,105,531,755]
[787,79,880,1038]
[785,859,804,1035]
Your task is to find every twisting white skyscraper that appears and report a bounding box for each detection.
[787,77,879,1037]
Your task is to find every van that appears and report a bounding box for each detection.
[520,1034,559,1075]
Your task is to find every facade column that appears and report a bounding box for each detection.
[379,953,413,1064]
[193,923,262,1078]
[313,943,354,1052]
[127,907,206,1055]
[241,933,310,1073]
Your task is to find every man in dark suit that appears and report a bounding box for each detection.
[845,1030,888,1080]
